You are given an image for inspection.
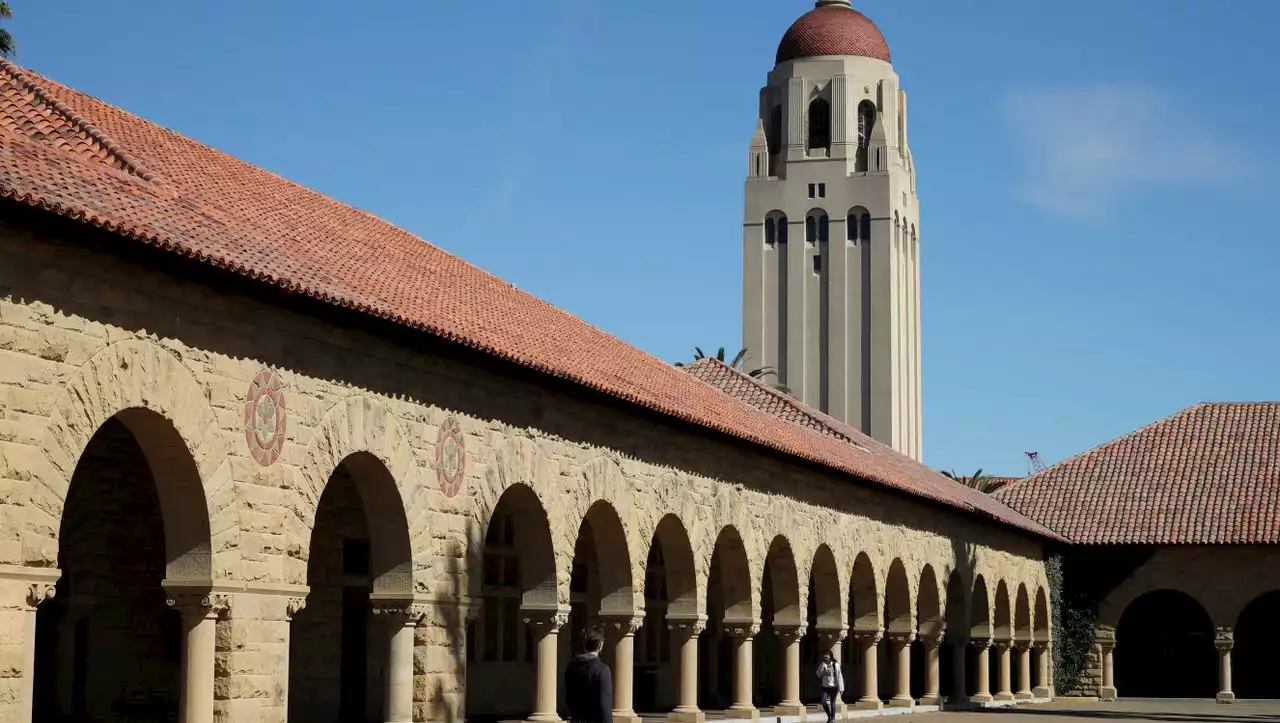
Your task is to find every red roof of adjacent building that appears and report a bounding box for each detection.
[0,60,1057,539]
[776,2,891,65]
[682,359,1057,535]
[994,403,1280,545]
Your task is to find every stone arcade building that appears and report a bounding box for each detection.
[0,4,1067,723]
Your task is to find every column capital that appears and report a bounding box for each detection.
[1033,638,1053,651]
[285,597,307,621]
[1014,639,1032,653]
[26,581,56,610]
[602,613,646,638]
[853,628,883,645]
[523,606,570,633]
[724,619,761,640]
[371,599,431,627]
[970,636,992,651]
[816,626,848,647]
[1095,627,1116,654]
[992,639,1011,653]
[1214,626,1234,653]
[667,614,707,638]
[921,630,945,650]
[773,623,807,644]
[885,630,916,647]
[166,592,232,621]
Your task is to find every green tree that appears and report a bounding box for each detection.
[0,2,14,58]
[941,468,1009,494]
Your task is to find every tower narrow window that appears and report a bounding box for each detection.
[768,105,783,155]
[807,98,831,150]
[806,215,817,244]
[860,213,871,242]
[765,217,776,247]
[806,210,829,245]
[856,100,877,172]
[778,215,789,244]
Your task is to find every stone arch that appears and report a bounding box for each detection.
[810,544,842,630]
[296,396,419,590]
[649,514,699,617]
[917,564,942,636]
[1233,590,1280,699]
[1033,587,1050,643]
[578,500,636,615]
[763,535,802,626]
[1014,583,1032,642]
[970,575,992,639]
[884,558,912,633]
[35,339,227,578]
[709,525,755,621]
[945,571,968,637]
[1116,589,1216,698]
[483,483,558,608]
[993,580,1012,641]
[849,552,879,630]
[643,471,707,610]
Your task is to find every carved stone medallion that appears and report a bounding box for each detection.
[435,415,466,498]
[244,368,287,467]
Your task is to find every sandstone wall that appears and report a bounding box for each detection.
[0,219,1051,722]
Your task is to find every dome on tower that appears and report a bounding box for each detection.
[775,1,891,65]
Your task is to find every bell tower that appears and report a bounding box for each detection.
[742,0,922,459]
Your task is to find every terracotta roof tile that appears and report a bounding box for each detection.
[776,4,891,65]
[994,402,1280,545]
[0,60,1058,539]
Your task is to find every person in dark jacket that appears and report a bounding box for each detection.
[564,625,613,723]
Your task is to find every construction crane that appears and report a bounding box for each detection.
[1025,451,1047,476]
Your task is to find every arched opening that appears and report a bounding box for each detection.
[289,451,413,723]
[1115,589,1215,698]
[1234,590,1280,699]
[912,565,941,699]
[758,536,800,707]
[942,572,968,702]
[807,98,831,151]
[1014,584,1031,643]
[855,100,877,171]
[844,553,878,704]
[1033,587,1050,696]
[846,208,870,244]
[967,575,991,697]
[33,409,212,723]
[991,582,1011,695]
[567,501,635,666]
[768,105,783,175]
[803,545,841,703]
[805,211,829,246]
[882,560,911,700]
[465,485,558,718]
[701,526,753,711]
[642,515,698,713]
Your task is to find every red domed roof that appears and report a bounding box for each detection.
[776,1,891,65]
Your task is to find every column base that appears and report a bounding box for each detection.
[1216,691,1236,704]
[773,703,806,719]
[1032,686,1052,699]
[1015,691,1034,701]
[614,711,643,723]
[888,696,914,709]
[527,714,563,723]
[1099,686,1117,702]
[994,692,1016,701]
[667,708,705,723]
[919,696,943,706]
[723,705,760,721]
[969,693,993,704]
[854,698,883,711]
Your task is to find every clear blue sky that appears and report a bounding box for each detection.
[13,0,1278,476]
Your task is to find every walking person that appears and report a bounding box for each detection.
[817,649,844,723]
[565,625,614,723]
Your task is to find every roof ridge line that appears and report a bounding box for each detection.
[0,59,156,182]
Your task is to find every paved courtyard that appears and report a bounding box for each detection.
[935,700,1280,723]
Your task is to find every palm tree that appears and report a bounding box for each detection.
[675,346,791,393]
[0,2,14,59]
[941,468,1009,494]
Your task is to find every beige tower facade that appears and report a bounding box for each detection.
[742,0,923,459]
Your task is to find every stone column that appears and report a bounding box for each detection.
[993,641,1014,701]
[887,632,915,708]
[920,631,944,706]
[604,615,645,723]
[667,616,706,723]
[853,629,883,711]
[524,608,570,723]
[1032,641,1052,699]
[949,637,968,705]
[1014,641,1033,700]
[282,597,307,718]
[166,592,232,723]
[773,624,806,718]
[817,628,848,717]
[372,601,429,723]
[969,638,992,704]
[724,620,760,721]
[1097,629,1116,702]
[1215,627,1235,704]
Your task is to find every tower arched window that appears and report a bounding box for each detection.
[768,105,783,155]
[856,100,877,172]
[847,207,870,243]
[805,210,829,245]
[765,212,788,247]
[807,98,831,150]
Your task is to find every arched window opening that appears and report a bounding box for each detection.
[1234,591,1280,699]
[806,216,817,245]
[805,211,828,245]
[777,215,789,245]
[769,105,784,175]
[860,213,871,242]
[1116,589,1216,698]
[765,213,788,248]
[807,98,831,150]
[847,209,869,244]
[856,100,877,171]
[764,217,776,247]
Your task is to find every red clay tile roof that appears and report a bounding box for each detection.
[683,358,1058,535]
[776,2,891,65]
[0,59,1057,539]
[994,403,1280,545]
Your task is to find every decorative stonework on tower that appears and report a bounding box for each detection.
[742,0,922,459]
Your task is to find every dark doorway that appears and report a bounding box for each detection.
[1116,589,1216,698]
[340,586,369,721]
[1233,590,1280,699]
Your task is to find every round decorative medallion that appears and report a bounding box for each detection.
[435,415,466,498]
[243,369,287,467]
